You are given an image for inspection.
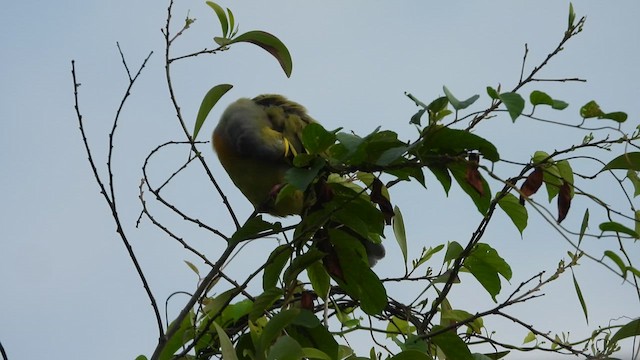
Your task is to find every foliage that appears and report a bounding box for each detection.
[71,2,640,360]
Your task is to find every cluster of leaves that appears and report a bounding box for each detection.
[72,1,640,360]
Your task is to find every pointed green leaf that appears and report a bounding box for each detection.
[306,261,330,298]
[389,350,433,360]
[568,3,576,29]
[571,272,589,323]
[430,325,474,360]
[449,162,491,215]
[497,192,528,234]
[486,86,499,100]
[283,249,326,286]
[599,221,640,238]
[578,209,589,247]
[392,206,408,264]
[249,288,283,322]
[231,215,277,243]
[184,260,200,276]
[602,152,640,172]
[285,157,325,191]
[263,245,294,290]
[627,170,640,196]
[213,322,239,360]
[604,250,627,279]
[610,318,640,343]
[301,348,332,360]
[194,84,233,140]
[523,331,536,344]
[301,122,336,154]
[328,229,387,315]
[444,241,464,264]
[267,335,304,360]
[499,92,525,121]
[421,127,500,162]
[635,210,640,236]
[226,8,236,35]
[443,86,479,110]
[415,244,445,268]
[464,243,512,302]
[230,31,293,77]
[206,1,229,37]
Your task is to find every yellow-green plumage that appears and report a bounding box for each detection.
[212,94,315,216]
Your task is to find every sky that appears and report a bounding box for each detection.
[1,1,639,359]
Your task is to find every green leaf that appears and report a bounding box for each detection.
[226,8,236,35]
[602,152,640,172]
[430,325,474,360]
[444,241,464,264]
[194,84,233,140]
[415,244,445,268]
[184,260,200,276]
[328,229,388,315]
[499,92,525,121]
[529,91,569,110]
[267,336,304,360]
[263,245,294,291]
[283,249,326,286]
[610,318,640,343]
[441,309,482,333]
[464,243,512,302]
[449,162,491,215]
[159,310,195,360]
[428,96,449,113]
[443,86,479,110]
[601,111,628,122]
[213,322,239,360]
[393,206,408,264]
[387,316,416,336]
[306,261,330,298]
[578,209,589,247]
[529,90,553,106]
[421,127,500,162]
[636,210,640,237]
[599,221,640,238]
[552,100,569,110]
[428,165,451,194]
[571,272,589,323]
[568,2,576,29]
[249,288,283,322]
[604,250,627,279]
[206,1,229,37]
[580,100,604,118]
[627,170,640,196]
[389,350,433,360]
[231,216,277,243]
[259,309,302,352]
[486,86,499,100]
[135,356,148,360]
[523,331,536,344]
[497,192,528,234]
[301,348,332,360]
[301,123,336,154]
[230,31,293,77]
[285,157,325,191]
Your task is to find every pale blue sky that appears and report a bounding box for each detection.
[1,1,639,359]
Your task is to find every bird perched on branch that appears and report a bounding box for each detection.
[212,94,312,217]
[212,94,385,265]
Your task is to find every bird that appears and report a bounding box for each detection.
[212,94,384,265]
[212,94,313,216]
